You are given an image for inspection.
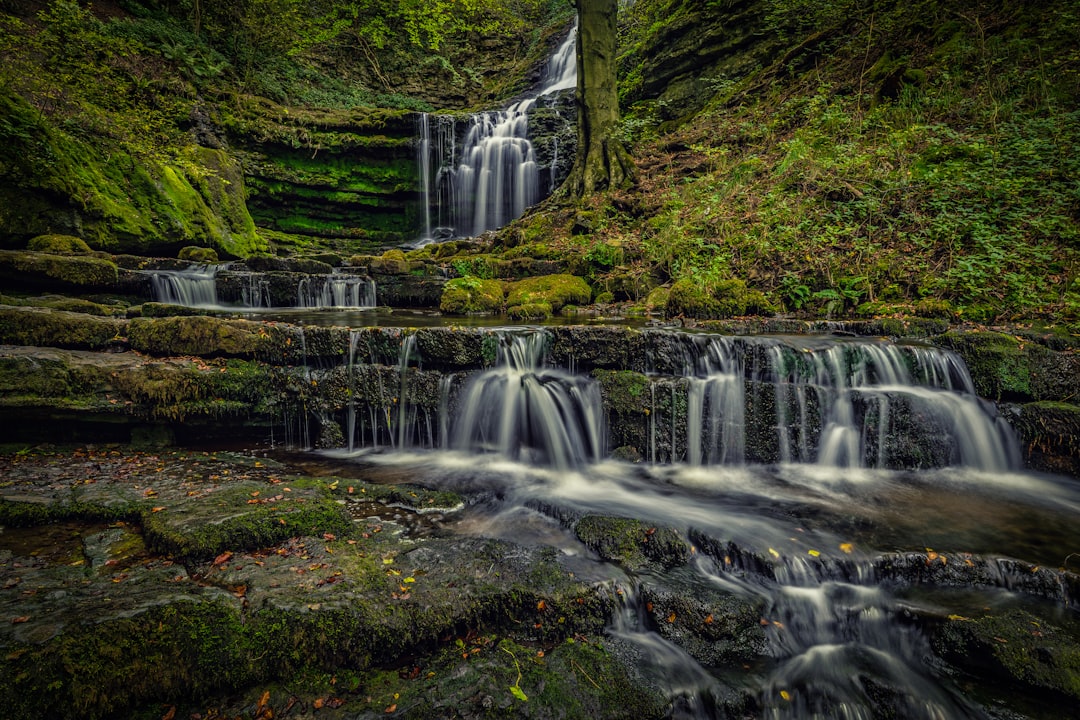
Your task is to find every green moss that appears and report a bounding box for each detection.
[593,370,649,415]
[0,307,125,349]
[0,250,119,291]
[505,274,591,313]
[27,234,92,254]
[440,277,505,314]
[933,609,1080,702]
[645,286,670,312]
[141,481,352,562]
[575,515,690,571]
[0,599,251,720]
[507,301,553,319]
[178,246,220,263]
[127,316,265,358]
[665,278,721,318]
[934,331,1036,400]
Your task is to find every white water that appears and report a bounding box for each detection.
[147,265,219,307]
[413,22,578,245]
[297,273,376,309]
[313,324,1077,719]
[452,329,605,469]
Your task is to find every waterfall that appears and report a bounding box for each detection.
[677,337,1021,472]
[413,22,578,245]
[297,273,376,309]
[147,265,219,307]
[452,329,605,469]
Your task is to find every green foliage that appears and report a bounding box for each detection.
[620,0,1080,322]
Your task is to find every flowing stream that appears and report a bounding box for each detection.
[303,325,1078,719]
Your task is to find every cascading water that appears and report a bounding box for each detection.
[413,22,578,245]
[297,272,376,309]
[680,336,1020,472]
[309,324,1076,718]
[147,265,219,307]
[452,329,605,470]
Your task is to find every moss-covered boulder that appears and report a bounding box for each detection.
[440,277,505,314]
[178,245,220,263]
[26,234,92,254]
[506,274,591,316]
[665,277,770,319]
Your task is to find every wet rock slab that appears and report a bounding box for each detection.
[0,448,642,720]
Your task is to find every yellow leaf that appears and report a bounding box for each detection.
[839,543,854,554]
[780,690,791,701]
[947,614,968,621]
[404,577,415,583]
[768,548,780,559]
[807,549,820,557]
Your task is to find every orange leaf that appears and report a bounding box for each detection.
[161,707,176,720]
[213,551,233,566]
[151,506,165,513]
[385,704,397,713]
[11,616,29,624]
[667,612,676,623]
[257,690,270,710]
[314,697,324,709]
[704,614,714,624]
[536,600,546,611]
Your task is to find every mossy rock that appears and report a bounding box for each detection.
[440,277,505,314]
[1009,401,1080,476]
[931,608,1080,702]
[575,515,690,571]
[933,331,1042,401]
[505,274,591,313]
[666,278,772,319]
[127,316,265,358]
[645,286,671,313]
[0,307,126,350]
[178,246,220,263]
[414,327,486,368]
[0,294,120,317]
[0,250,119,291]
[507,301,553,319]
[665,278,721,318]
[593,370,650,415]
[27,234,92,254]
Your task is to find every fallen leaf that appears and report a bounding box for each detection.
[385,703,397,713]
[768,548,780,559]
[11,616,29,624]
[839,543,854,554]
[213,551,233,566]
[161,707,176,720]
[807,549,820,557]
[780,690,791,701]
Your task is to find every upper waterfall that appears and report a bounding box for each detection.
[413,22,578,246]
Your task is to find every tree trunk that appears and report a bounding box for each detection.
[564,0,636,197]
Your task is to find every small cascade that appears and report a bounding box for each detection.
[297,272,376,309]
[686,338,746,466]
[147,265,219,307]
[413,22,577,244]
[674,336,1020,472]
[452,329,605,469]
[239,272,271,309]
